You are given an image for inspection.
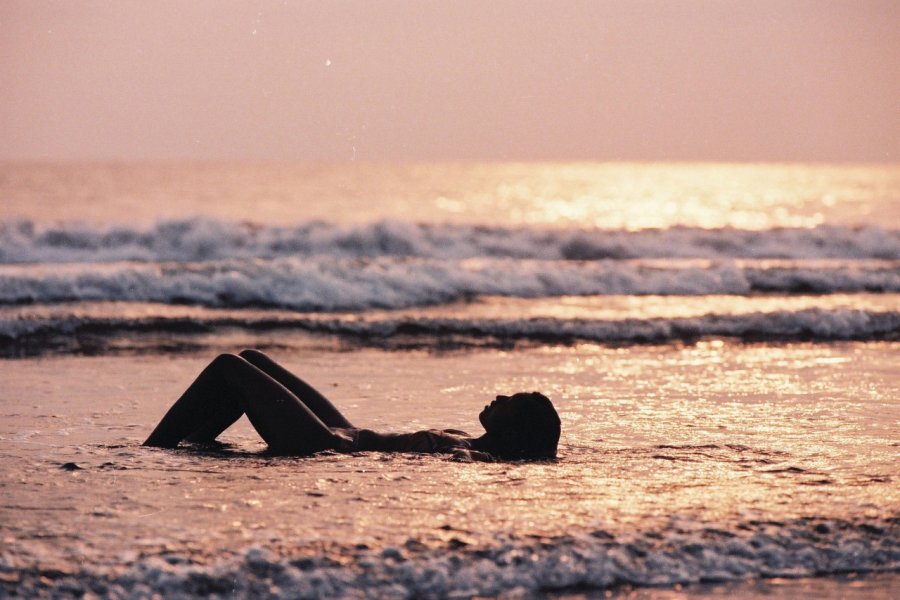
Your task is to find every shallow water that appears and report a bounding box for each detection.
[1,343,897,596]
[1,161,897,596]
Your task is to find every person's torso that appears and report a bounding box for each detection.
[332,428,471,454]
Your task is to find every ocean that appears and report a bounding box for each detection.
[0,162,897,598]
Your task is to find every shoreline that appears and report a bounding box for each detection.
[4,538,899,599]
[2,346,898,596]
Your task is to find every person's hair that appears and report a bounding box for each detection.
[491,392,560,460]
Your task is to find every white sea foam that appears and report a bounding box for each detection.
[6,519,897,598]
[1,257,897,310]
[1,218,898,263]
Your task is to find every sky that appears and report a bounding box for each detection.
[1,0,898,162]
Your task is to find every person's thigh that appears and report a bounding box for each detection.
[221,355,340,454]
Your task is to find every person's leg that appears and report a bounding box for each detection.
[143,354,244,448]
[184,405,244,444]
[239,349,353,428]
[144,354,340,454]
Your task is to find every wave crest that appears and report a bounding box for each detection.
[2,218,898,263]
[1,258,897,310]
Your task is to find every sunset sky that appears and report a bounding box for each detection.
[2,0,898,162]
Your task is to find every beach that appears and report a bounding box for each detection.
[1,162,898,597]
[1,343,898,597]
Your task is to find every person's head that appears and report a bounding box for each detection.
[478,392,560,460]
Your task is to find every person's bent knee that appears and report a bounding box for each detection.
[239,348,266,361]
[210,353,246,371]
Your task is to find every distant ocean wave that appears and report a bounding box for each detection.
[1,257,897,310]
[4,216,897,355]
[4,308,898,355]
[10,517,898,598]
[2,218,899,263]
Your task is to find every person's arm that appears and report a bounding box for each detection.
[451,448,495,462]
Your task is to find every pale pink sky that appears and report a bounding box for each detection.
[2,1,898,162]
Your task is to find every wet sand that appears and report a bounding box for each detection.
[1,344,898,597]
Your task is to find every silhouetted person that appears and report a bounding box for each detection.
[143,350,560,461]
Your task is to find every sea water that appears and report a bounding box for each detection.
[0,162,897,598]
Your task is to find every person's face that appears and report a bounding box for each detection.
[479,394,523,433]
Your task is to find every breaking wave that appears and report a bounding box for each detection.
[2,218,899,263]
[1,257,897,310]
[6,518,898,598]
[3,217,897,355]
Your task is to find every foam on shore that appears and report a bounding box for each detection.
[4,518,897,598]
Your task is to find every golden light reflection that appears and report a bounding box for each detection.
[406,293,898,323]
[478,163,898,230]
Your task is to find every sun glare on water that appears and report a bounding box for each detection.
[482,163,895,230]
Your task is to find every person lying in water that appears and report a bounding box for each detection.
[143,349,560,461]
